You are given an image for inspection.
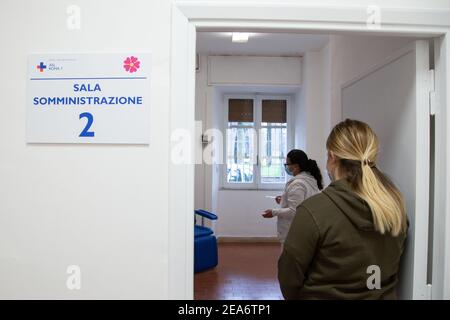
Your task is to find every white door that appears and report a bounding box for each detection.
[342,40,432,299]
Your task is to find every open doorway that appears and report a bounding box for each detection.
[192,30,437,300]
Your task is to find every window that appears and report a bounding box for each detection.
[260,99,288,185]
[226,98,255,184]
[223,94,292,189]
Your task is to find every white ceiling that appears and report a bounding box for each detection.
[196,32,330,56]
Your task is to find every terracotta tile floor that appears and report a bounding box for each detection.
[194,242,284,300]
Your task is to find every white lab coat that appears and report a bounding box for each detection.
[272,171,320,242]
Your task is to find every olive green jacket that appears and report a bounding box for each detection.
[278,179,407,300]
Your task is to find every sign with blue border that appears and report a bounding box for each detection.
[27,52,151,144]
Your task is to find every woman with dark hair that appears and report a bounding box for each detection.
[262,149,323,243]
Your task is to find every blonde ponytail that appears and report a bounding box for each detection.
[327,119,407,236]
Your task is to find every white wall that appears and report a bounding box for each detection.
[296,34,416,182]
[208,56,302,86]
[216,190,280,237]
[194,56,222,231]
[210,87,223,217]
[329,35,415,125]
[296,35,417,187]
[299,49,329,180]
[0,0,171,299]
[294,89,305,150]
[290,43,333,186]
[194,55,208,211]
[322,43,332,154]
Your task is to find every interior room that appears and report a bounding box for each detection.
[193,30,435,300]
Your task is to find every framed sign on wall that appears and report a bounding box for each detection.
[27,52,151,144]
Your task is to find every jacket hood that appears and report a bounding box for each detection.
[322,179,375,231]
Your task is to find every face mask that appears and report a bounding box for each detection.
[327,170,334,182]
[285,165,293,176]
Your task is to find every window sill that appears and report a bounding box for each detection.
[220,187,284,191]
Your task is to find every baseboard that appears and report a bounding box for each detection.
[217,236,280,243]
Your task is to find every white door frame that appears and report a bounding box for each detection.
[169,1,450,300]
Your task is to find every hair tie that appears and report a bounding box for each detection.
[362,159,376,168]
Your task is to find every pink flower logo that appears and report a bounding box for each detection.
[123,56,140,73]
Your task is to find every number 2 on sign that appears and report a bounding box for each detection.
[79,112,95,137]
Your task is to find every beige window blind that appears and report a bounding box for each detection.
[262,100,287,123]
[228,99,254,122]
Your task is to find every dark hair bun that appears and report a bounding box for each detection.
[287,149,323,190]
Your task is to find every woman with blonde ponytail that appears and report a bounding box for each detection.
[278,119,408,300]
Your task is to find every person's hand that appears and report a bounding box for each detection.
[262,209,274,218]
[275,196,282,204]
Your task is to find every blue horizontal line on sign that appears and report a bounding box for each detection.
[29,77,148,80]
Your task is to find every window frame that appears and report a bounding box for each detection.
[222,93,294,190]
